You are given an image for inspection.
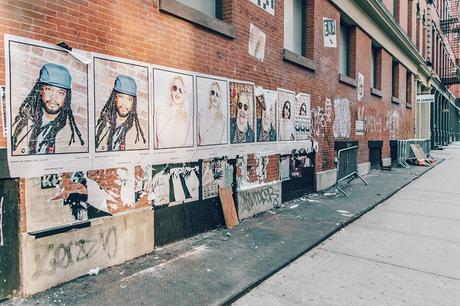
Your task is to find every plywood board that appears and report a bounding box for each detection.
[219,186,239,229]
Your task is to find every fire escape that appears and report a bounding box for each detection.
[439,0,460,86]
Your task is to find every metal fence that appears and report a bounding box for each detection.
[335,146,367,196]
[395,139,431,168]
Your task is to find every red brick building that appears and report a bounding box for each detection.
[0,0,458,298]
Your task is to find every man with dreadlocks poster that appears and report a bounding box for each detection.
[95,75,146,151]
[11,63,85,155]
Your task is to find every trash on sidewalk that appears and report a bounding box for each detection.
[290,204,299,209]
[88,267,100,276]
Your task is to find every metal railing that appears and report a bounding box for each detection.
[335,146,367,197]
[395,139,431,168]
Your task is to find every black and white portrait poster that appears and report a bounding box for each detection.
[196,76,228,146]
[5,35,90,177]
[94,57,149,153]
[278,89,296,141]
[295,93,311,140]
[150,163,200,207]
[256,87,277,142]
[154,69,194,149]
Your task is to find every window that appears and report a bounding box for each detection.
[176,0,217,18]
[159,0,234,38]
[284,0,305,56]
[406,71,413,105]
[371,46,380,89]
[339,22,350,76]
[282,0,315,70]
[392,60,400,100]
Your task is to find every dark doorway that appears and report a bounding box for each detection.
[368,141,383,170]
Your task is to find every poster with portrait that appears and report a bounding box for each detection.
[229,81,255,144]
[150,163,200,207]
[94,57,150,153]
[278,89,296,141]
[295,93,311,140]
[5,35,90,177]
[196,76,228,146]
[255,87,277,142]
[154,69,194,149]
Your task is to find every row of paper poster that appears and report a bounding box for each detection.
[5,35,312,177]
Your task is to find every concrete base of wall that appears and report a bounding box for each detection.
[358,162,371,176]
[382,158,392,167]
[20,208,154,296]
[315,169,337,191]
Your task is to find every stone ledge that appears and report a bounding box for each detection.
[339,74,357,87]
[371,87,383,98]
[282,49,316,71]
[159,0,235,39]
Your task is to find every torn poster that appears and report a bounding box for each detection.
[248,24,267,62]
[323,18,337,48]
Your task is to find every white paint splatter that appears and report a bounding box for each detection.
[333,98,351,138]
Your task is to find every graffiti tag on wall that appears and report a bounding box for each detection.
[237,182,281,220]
[311,97,332,138]
[32,226,117,279]
[333,98,351,138]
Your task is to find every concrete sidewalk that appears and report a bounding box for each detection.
[4,146,452,306]
[234,143,460,306]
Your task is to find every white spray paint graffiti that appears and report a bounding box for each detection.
[333,98,351,138]
[359,107,401,138]
[311,97,332,138]
[0,196,3,247]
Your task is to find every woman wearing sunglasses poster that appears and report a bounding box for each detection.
[229,82,255,144]
[197,79,228,146]
[154,71,194,149]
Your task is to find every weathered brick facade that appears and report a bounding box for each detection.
[2,0,451,297]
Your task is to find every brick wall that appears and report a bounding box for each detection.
[0,0,416,170]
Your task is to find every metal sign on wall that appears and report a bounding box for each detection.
[416,94,435,103]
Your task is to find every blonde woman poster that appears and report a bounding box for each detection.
[196,76,228,146]
[154,69,194,149]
